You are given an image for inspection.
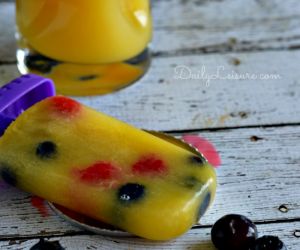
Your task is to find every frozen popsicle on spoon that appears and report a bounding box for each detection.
[0,75,216,240]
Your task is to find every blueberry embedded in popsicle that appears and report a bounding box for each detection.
[118,183,145,204]
[182,176,203,189]
[197,192,211,220]
[0,164,17,186]
[189,155,206,165]
[36,141,57,159]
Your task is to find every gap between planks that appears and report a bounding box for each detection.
[164,122,300,135]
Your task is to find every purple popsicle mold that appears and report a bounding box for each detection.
[0,74,55,135]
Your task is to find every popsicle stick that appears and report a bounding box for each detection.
[0,221,299,250]
[1,0,300,62]
[0,126,299,239]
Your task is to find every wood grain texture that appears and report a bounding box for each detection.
[0,221,299,250]
[0,1,299,249]
[1,0,300,62]
[0,126,299,239]
[152,0,300,55]
[1,49,300,131]
[1,1,299,131]
[0,2,15,63]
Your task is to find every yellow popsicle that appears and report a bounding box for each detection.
[0,96,216,240]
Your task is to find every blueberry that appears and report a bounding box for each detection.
[197,192,211,220]
[189,155,206,165]
[211,214,258,250]
[0,165,17,186]
[118,183,145,203]
[36,141,57,159]
[183,176,201,189]
[30,238,64,250]
[125,48,149,65]
[24,54,60,74]
[251,236,287,250]
[78,75,98,81]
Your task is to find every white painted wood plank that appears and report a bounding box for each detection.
[1,50,299,131]
[152,0,300,54]
[153,0,300,28]
[0,222,299,250]
[75,49,300,131]
[0,187,81,238]
[195,126,300,225]
[0,2,15,62]
[1,0,300,61]
[0,126,299,238]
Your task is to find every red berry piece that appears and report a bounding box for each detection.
[132,155,167,175]
[30,196,49,217]
[251,236,287,250]
[74,162,120,185]
[50,96,81,117]
[211,214,258,250]
[182,135,221,168]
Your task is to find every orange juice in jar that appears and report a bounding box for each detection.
[16,0,152,96]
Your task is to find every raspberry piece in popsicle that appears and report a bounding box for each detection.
[74,162,121,186]
[50,96,81,116]
[132,155,167,175]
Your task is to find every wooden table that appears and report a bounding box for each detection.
[0,0,299,249]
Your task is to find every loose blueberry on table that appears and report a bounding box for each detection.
[251,236,287,250]
[211,214,258,250]
[30,238,64,250]
[211,214,287,250]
